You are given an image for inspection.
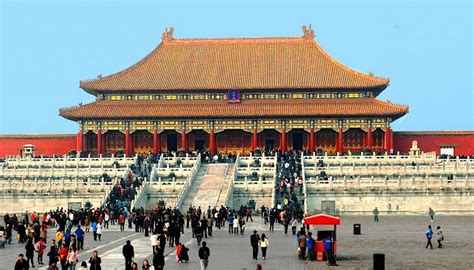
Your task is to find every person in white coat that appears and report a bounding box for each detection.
[259,234,269,260]
[96,223,102,241]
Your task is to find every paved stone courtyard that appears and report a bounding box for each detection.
[1,215,472,269]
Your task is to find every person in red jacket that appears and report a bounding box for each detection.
[57,244,69,269]
[35,238,47,265]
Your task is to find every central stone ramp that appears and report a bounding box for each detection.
[180,163,233,212]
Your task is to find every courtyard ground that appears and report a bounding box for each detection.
[1,215,472,269]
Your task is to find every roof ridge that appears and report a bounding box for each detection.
[168,36,306,45]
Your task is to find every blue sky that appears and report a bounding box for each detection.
[0,0,472,134]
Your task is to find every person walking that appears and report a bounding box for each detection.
[15,254,29,270]
[429,207,435,222]
[58,244,69,270]
[34,237,46,265]
[250,230,260,260]
[47,240,58,267]
[96,223,102,241]
[259,234,269,260]
[153,249,165,270]
[298,231,307,260]
[198,241,210,270]
[373,207,379,222]
[436,226,444,248]
[88,251,102,270]
[66,245,78,270]
[306,232,315,261]
[25,238,36,268]
[122,240,135,270]
[91,221,98,241]
[74,225,85,251]
[425,225,433,249]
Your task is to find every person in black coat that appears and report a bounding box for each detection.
[250,230,260,260]
[122,240,135,270]
[18,223,26,243]
[198,241,210,270]
[14,254,29,270]
[88,250,102,270]
[25,238,35,268]
[153,250,165,270]
[47,240,58,266]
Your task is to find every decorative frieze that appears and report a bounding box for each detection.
[130,121,154,131]
[104,91,370,102]
[102,120,126,132]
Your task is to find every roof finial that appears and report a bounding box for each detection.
[302,24,315,40]
[97,74,102,79]
[162,27,175,43]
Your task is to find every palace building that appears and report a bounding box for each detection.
[59,26,409,156]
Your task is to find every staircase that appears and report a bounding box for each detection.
[179,163,234,212]
[179,164,209,212]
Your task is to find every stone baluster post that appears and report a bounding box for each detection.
[424,175,429,189]
[397,175,402,189]
[26,165,30,179]
[343,175,347,189]
[356,176,361,189]
[259,176,263,190]
[370,175,374,187]
[411,175,416,190]
[339,163,343,174]
[61,177,65,192]
[75,177,79,191]
[88,176,92,191]
[465,175,469,189]
[245,176,249,191]
[8,177,12,193]
[21,176,25,192]
[49,177,52,192]
[329,176,334,189]
[172,177,176,191]
[453,175,457,189]
[378,162,381,175]
[158,176,162,191]
[439,175,443,189]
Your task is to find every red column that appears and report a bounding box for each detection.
[129,133,134,156]
[309,128,315,152]
[385,127,392,152]
[209,128,216,154]
[102,134,107,154]
[181,129,187,151]
[366,128,372,149]
[97,129,102,155]
[125,129,130,156]
[337,128,344,153]
[252,128,258,151]
[153,129,160,154]
[78,130,83,152]
[280,128,287,152]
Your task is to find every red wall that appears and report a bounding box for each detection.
[1,131,473,158]
[393,131,474,156]
[0,134,76,158]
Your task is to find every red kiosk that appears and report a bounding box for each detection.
[303,214,341,261]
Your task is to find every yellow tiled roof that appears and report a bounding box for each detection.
[80,32,389,92]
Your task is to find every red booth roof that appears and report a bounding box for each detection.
[303,214,341,225]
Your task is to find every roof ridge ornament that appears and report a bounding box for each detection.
[302,24,315,40]
[162,27,175,43]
